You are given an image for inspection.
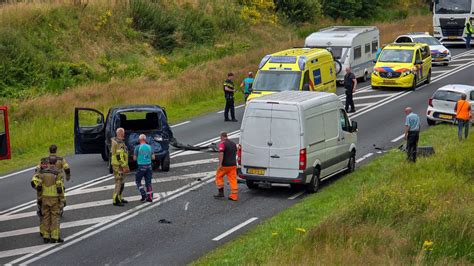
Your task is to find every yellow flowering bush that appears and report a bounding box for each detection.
[240,0,278,25]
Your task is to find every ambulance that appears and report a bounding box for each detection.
[0,106,11,160]
[248,48,340,101]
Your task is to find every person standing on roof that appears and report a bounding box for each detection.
[240,72,254,102]
[224,73,238,122]
[466,18,473,49]
[344,67,357,113]
[454,94,471,140]
[214,131,238,201]
[134,134,155,203]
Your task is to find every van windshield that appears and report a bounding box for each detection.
[253,71,301,92]
[379,49,414,63]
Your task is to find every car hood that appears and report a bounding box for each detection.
[430,45,449,54]
[374,63,413,73]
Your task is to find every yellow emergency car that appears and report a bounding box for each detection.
[371,43,432,90]
[248,48,339,101]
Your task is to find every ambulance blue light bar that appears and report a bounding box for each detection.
[269,56,297,64]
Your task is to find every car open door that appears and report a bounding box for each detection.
[0,106,11,160]
[74,108,105,154]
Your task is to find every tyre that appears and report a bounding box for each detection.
[305,168,321,193]
[345,151,356,174]
[108,156,113,174]
[424,70,431,85]
[427,118,436,126]
[101,147,109,162]
[443,63,449,66]
[246,180,258,190]
[371,85,379,90]
[161,153,170,172]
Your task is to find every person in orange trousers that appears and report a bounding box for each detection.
[214,131,238,201]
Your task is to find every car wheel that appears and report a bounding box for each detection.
[161,153,170,172]
[108,156,113,174]
[246,180,258,190]
[424,70,431,84]
[345,151,356,174]
[101,147,109,162]
[305,168,321,193]
[427,118,436,126]
[371,85,379,90]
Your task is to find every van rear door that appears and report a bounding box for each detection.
[241,102,272,175]
[0,106,11,160]
[268,104,301,179]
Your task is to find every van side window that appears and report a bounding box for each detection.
[365,43,370,54]
[339,109,350,132]
[313,69,322,85]
[421,46,430,59]
[371,41,378,53]
[354,46,362,59]
[302,70,311,91]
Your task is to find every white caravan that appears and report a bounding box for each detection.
[305,26,380,83]
[238,91,358,193]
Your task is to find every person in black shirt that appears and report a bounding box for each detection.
[214,131,238,201]
[223,73,237,122]
[344,67,357,113]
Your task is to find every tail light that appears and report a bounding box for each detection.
[299,148,306,170]
[237,144,242,165]
[428,98,433,107]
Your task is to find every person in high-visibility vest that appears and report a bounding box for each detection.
[111,127,130,206]
[466,18,473,49]
[454,94,472,140]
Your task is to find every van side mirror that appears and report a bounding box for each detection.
[351,121,358,132]
[415,60,423,65]
[372,60,377,63]
[302,84,310,91]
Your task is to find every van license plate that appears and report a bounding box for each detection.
[439,114,452,119]
[383,80,396,84]
[247,168,266,175]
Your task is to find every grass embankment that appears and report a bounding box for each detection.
[0,0,431,173]
[195,124,473,265]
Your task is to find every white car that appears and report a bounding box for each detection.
[426,84,474,126]
[395,33,451,66]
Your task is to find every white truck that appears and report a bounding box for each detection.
[238,91,358,193]
[431,0,474,45]
[305,26,380,83]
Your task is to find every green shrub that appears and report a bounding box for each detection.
[181,9,216,44]
[213,4,244,32]
[130,0,177,51]
[275,0,321,23]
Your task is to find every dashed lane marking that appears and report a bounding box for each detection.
[170,121,191,128]
[391,134,406,143]
[288,191,305,200]
[356,153,374,163]
[212,217,259,241]
[353,93,398,100]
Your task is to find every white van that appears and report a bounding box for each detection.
[238,91,358,193]
[305,26,379,83]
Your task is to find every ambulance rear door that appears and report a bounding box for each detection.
[0,106,11,160]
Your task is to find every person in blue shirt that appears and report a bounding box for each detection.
[240,72,254,102]
[375,47,382,61]
[404,107,420,162]
[134,134,155,202]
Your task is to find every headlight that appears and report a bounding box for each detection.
[373,70,379,76]
[443,50,450,55]
[154,135,163,142]
[401,70,411,77]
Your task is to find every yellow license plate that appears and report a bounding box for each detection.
[439,114,453,119]
[435,58,444,61]
[383,80,396,84]
[247,168,266,175]
[447,36,457,39]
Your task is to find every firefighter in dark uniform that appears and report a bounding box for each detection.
[223,73,238,122]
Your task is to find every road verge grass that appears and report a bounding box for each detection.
[194,124,473,265]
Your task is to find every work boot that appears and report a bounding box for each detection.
[113,201,124,207]
[140,195,146,203]
[51,238,64,243]
[214,188,224,198]
[228,194,238,201]
[120,198,129,204]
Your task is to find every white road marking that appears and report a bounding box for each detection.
[354,103,372,108]
[353,93,397,100]
[173,150,204,157]
[0,244,50,259]
[391,134,406,143]
[217,104,245,113]
[172,158,219,168]
[356,153,374,163]
[170,121,191,128]
[431,70,449,74]
[184,202,189,211]
[212,217,259,241]
[451,57,474,62]
[288,191,305,200]
[10,177,216,265]
[0,167,35,181]
[0,215,119,239]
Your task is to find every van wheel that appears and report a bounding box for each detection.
[346,152,356,174]
[305,168,321,193]
[101,147,108,162]
[161,154,170,172]
[246,180,258,190]
[371,85,379,90]
[108,156,113,174]
[424,70,431,84]
[411,76,417,91]
[427,118,436,126]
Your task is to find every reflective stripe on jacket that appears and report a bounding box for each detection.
[111,138,129,167]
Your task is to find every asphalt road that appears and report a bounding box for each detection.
[0,48,473,265]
